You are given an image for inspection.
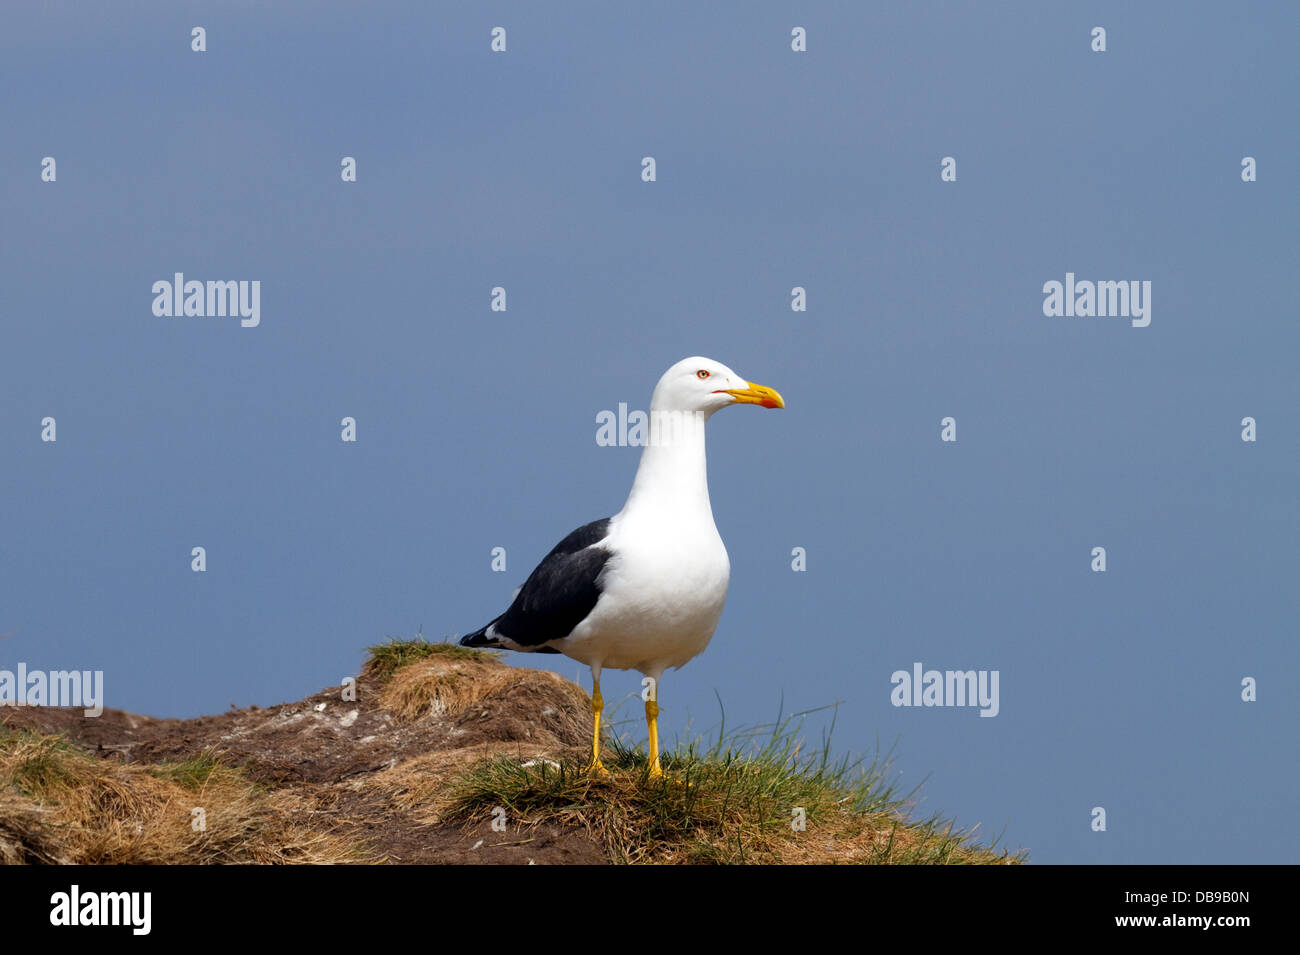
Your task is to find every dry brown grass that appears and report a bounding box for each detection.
[379,654,512,720]
[376,651,587,725]
[0,728,363,865]
[369,742,526,813]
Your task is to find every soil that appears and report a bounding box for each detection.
[1,662,609,865]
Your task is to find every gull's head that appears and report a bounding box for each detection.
[650,356,786,416]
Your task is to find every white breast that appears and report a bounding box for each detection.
[560,509,730,674]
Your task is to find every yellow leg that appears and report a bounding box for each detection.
[587,675,609,776]
[646,697,663,777]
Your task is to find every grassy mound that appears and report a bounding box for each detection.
[435,702,1024,865]
[0,638,1025,864]
[367,638,588,727]
[363,636,497,681]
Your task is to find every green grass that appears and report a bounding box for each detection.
[148,749,227,790]
[1,728,90,799]
[442,704,1025,864]
[363,635,498,681]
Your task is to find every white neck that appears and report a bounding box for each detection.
[619,408,715,519]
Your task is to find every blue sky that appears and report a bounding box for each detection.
[2,1,1296,863]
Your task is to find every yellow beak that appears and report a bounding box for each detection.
[721,381,785,409]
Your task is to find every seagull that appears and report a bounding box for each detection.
[461,357,784,777]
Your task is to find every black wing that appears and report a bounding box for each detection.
[461,518,612,653]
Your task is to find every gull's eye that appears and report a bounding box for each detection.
[697,369,710,379]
